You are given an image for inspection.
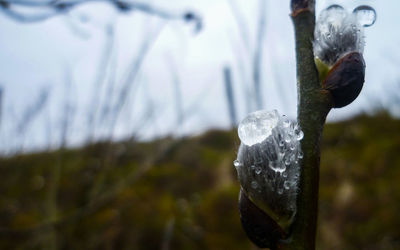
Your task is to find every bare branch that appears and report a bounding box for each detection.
[0,0,202,27]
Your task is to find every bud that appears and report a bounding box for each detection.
[313,5,376,108]
[234,110,304,236]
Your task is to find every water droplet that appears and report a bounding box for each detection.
[284,157,291,166]
[269,161,286,173]
[255,166,262,175]
[296,131,304,141]
[298,151,304,159]
[283,119,290,128]
[250,165,255,171]
[282,171,288,178]
[251,181,258,189]
[233,160,241,168]
[284,181,290,190]
[326,4,344,12]
[290,144,296,151]
[285,136,291,143]
[277,188,283,194]
[353,5,376,27]
[279,140,284,147]
[238,110,280,146]
[326,33,331,39]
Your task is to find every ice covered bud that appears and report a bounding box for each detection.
[313,5,376,108]
[234,110,303,246]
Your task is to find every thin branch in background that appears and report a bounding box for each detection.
[223,66,237,127]
[227,0,253,113]
[97,45,118,138]
[0,0,202,29]
[165,54,184,129]
[86,23,115,143]
[44,66,74,250]
[87,24,165,200]
[16,86,50,135]
[228,32,253,114]
[227,0,251,51]
[106,23,164,140]
[253,0,267,110]
[15,86,50,152]
[43,97,53,151]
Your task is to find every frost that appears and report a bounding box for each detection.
[234,109,304,224]
[313,4,376,66]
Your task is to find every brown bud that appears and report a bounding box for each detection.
[238,189,286,248]
[323,52,365,108]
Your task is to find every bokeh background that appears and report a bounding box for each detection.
[0,0,399,249]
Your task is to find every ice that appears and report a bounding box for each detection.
[353,5,376,27]
[238,110,279,146]
[313,4,371,66]
[235,109,305,220]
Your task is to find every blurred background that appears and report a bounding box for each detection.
[0,0,399,249]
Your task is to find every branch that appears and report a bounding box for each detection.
[0,0,202,26]
[279,0,332,249]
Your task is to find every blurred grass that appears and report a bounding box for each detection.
[0,111,399,250]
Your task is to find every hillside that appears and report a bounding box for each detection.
[1,112,399,250]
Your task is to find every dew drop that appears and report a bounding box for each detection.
[284,157,291,166]
[277,188,283,195]
[255,166,262,175]
[298,151,304,159]
[326,4,344,12]
[269,161,286,173]
[233,160,241,168]
[250,165,255,170]
[353,5,377,27]
[282,171,288,178]
[284,181,290,190]
[251,181,258,189]
[296,131,304,141]
[283,119,290,128]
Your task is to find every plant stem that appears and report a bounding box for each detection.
[278,1,333,249]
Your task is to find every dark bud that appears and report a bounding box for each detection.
[238,189,286,248]
[323,52,365,108]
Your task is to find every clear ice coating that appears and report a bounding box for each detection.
[353,5,377,27]
[234,109,304,226]
[238,110,279,146]
[313,4,376,66]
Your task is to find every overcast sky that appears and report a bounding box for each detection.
[0,0,398,154]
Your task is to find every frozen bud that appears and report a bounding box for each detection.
[234,110,303,234]
[313,4,376,108]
